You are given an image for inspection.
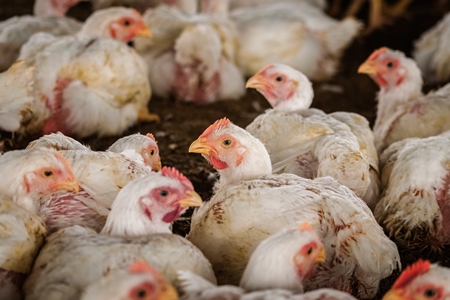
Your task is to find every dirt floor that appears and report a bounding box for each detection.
[1,1,450,299]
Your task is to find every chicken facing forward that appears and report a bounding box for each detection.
[24,167,214,300]
[187,118,400,299]
[358,47,450,154]
[245,63,380,209]
[383,259,450,300]
[135,5,245,103]
[1,7,157,138]
[231,1,362,81]
[374,131,450,251]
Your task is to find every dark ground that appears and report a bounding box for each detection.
[1,1,450,299]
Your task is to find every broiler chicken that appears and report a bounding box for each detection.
[413,12,450,84]
[245,64,380,209]
[230,2,363,81]
[135,4,245,103]
[0,0,82,72]
[187,118,400,299]
[374,131,450,251]
[81,261,178,300]
[90,0,198,14]
[382,259,450,300]
[178,272,359,300]
[24,167,215,299]
[358,47,450,153]
[1,7,157,138]
[0,200,47,300]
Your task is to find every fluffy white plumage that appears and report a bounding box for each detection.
[178,271,358,300]
[8,7,156,138]
[0,15,81,72]
[24,168,214,300]
[374,131,450,250]
[135,5,245,103]
[33,0,84,17]
[187,118,400,299]
[413,12,450,84]
[231,2,362,80]
[358,47,450,154]
[245,64,380,209]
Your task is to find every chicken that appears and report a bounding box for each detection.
[33,0,85,17]
[240,222,326,292]
[373,131,450,251]
[228,0,327,10]
[413,12,450,84]
[0,200,47,300]
[27,131,90,151]
[187,118,400,299]
[107,133,162,171]
[1,7,157,138]
[230,2,363,81]
[24,167,214,299]
[0,147,79,213]
[91,0,198,14]
[382,259,450,300]
[134,5,245,103]
[358,47,450,154]
[245,64,380,209]
[0,13,81,72]
[179,271,359,300]
[81,261,178,300]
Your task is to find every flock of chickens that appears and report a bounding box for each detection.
[1,0,450,299]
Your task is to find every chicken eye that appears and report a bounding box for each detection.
[159,190,169,197]
[275,76,283,82]
[43,170,53,177]
[123,19,131,26]
[386,61,394,68]
[307,247,313,255]
[223,139,232,146]
[150,150,155,156]
[136,289,147,298]
[424,288,437,298]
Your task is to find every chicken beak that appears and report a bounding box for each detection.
[245,74,268,90]
[136,24,153,38]
[55,180,80,193]
[382,289,404,300]
[358,60,377,74]
[188,138,216,155]
[157,283,178,300]
[178,190,203,208]
[153,160,162,172]
[315,246,326,263]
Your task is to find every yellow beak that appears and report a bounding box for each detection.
[56,180,80,193]
[188,138,215,155]
[382,289,404,300]
[315,246,326,263]
[153,160,162,172]
[177,190,203,208]
[157,283,179,300]
[136,25,152,38]
[358,60,378,74]
[245,74,267,90]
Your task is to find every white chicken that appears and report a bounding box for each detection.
[135,5,245,103]
[358,47,450,154]
[0,147,79,213]
[413,12,450,84]
[374,131,450,251]
[179,271,359,300]
[91,0,198,14]
[0,200,47,300]
[382,259,450,300]
[1,7,157,138]
[81,261,178,300]
[33,0,85,17]
[245,64,380,209]
[187,118,400,299]
[230,2,363,81]
[0,10,81,72]
[24,167,215,299]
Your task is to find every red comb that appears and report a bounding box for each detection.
[199,118,231,138]
[54,151,74,174]
[129,261,158,275]
[368,47,388,61]
[161,167,194,190]
[257,63,275,75]
[146,133,156,141]
[299,222,314,232]
[393,259,431,290]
